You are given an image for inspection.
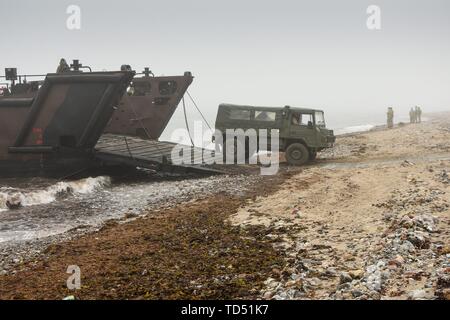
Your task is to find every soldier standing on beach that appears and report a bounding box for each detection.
[416,106,422,123]
[409,108,415,124]
[387,107,394,128]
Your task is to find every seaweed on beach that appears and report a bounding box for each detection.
[0,185,288,300]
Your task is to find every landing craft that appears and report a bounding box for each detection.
[0,60,218,177]
[0,62,134,177]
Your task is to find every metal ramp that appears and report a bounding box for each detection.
[95,134,223,175]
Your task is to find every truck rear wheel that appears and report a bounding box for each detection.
[286,143,310,166]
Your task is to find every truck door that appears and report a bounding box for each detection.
[289,111,316,146]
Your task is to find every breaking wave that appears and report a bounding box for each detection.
[334,124,376,136]
[0,176,111,212]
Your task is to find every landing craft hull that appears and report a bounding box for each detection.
[0,71,134,177]
[0,69,219,177]
[0,157,97,178]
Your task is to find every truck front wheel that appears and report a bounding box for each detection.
[285,143,310,165]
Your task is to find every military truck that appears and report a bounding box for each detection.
[214,104,335,165]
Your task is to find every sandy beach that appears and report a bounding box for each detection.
[0,113,449,300]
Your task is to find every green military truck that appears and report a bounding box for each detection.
[214,104,336,165]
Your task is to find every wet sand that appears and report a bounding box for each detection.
[0,113,449,300]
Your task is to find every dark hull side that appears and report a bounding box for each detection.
[0,157,99,178]
[104,73,193,140]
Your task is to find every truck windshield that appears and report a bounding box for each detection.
[315,111,325,127]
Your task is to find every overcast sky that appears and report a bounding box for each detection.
[1,0,449,133]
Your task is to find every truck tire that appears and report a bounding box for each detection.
[286,143,310,166]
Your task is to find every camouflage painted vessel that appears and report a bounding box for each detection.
[0,68,134,177]
[0,62,216,177]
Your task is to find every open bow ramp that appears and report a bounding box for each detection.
[95,134,223,175]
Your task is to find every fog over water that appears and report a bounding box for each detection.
[1,0,449,141]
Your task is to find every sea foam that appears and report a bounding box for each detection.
[0,176,111,212]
